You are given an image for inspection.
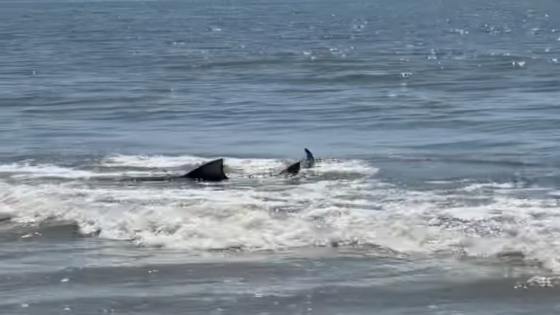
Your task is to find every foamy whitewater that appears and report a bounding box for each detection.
[2,153,560,274]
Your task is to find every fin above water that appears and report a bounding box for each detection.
[278,161,301,176]
[183,158,228,181]
[118,149,313,182]
[303,148,315,168]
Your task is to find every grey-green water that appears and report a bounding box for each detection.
[2,0,560,314]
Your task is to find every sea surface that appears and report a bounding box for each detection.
[2,0,560,314]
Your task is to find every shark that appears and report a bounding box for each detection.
[122,148,316,183]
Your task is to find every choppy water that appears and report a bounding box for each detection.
[2,0,560,314]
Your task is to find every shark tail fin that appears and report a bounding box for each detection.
[304,148,315,168]
[183,158,228,181]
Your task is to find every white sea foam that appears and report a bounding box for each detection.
[0,162,96,179]
[2,154,560,272]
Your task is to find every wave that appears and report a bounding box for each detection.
[2,153,560,274]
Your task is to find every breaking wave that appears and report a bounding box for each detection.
[1,153,560,273]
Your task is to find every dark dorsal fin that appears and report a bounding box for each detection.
[304,148,315,168]
[183,158,228,181]
[278,161,301,176]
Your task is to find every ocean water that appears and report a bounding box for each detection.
[2,0,560,314]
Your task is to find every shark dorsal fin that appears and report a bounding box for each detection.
[183,158,228,181]
[278,161,301,176]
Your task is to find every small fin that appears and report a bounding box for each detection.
[304,148,315,168]
[184,158,228,181]
[279,161,301,176]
